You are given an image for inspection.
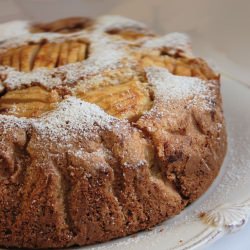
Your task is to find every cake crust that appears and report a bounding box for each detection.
[0,16,227,248]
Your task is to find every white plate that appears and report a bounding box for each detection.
[68,61,250,250]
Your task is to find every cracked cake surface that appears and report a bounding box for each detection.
[0,15,227,248]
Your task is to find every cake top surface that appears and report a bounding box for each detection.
[0,15,218,144]
[0,15,193,89]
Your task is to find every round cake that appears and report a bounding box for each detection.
[0,16,227,248]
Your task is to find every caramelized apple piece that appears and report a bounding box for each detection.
[11,47,21,71]
[0,40,88,71]
[31,17,93,34]
[138,53,217,80]
[107,28,150,40]
[77,80,152,120]
[77,43,87,61]
[0,86,61,118]
[58,42,69,66]
[0,50,12,66]
[33,43,60,70]
[20,44,41,72]
[68,41,81,64]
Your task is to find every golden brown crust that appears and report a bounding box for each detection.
[0,15,227,249]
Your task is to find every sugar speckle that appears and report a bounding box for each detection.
[145,66,211,110]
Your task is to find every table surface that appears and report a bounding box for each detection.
[0,0,249,249]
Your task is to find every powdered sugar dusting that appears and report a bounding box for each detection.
[3,68,62,89]
[0,96,120,145]
[0,114,28,131]
[0,20,30,42]
[62,38,128,84]
[143,32,192,56]
[146,66,209,106]
[34,97,116,141]
[1,41,128,90]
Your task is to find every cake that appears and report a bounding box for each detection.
[0,16,227,248]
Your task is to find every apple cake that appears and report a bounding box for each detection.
[0,16,227,248]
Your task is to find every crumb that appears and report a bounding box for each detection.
[199,212,206,218]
